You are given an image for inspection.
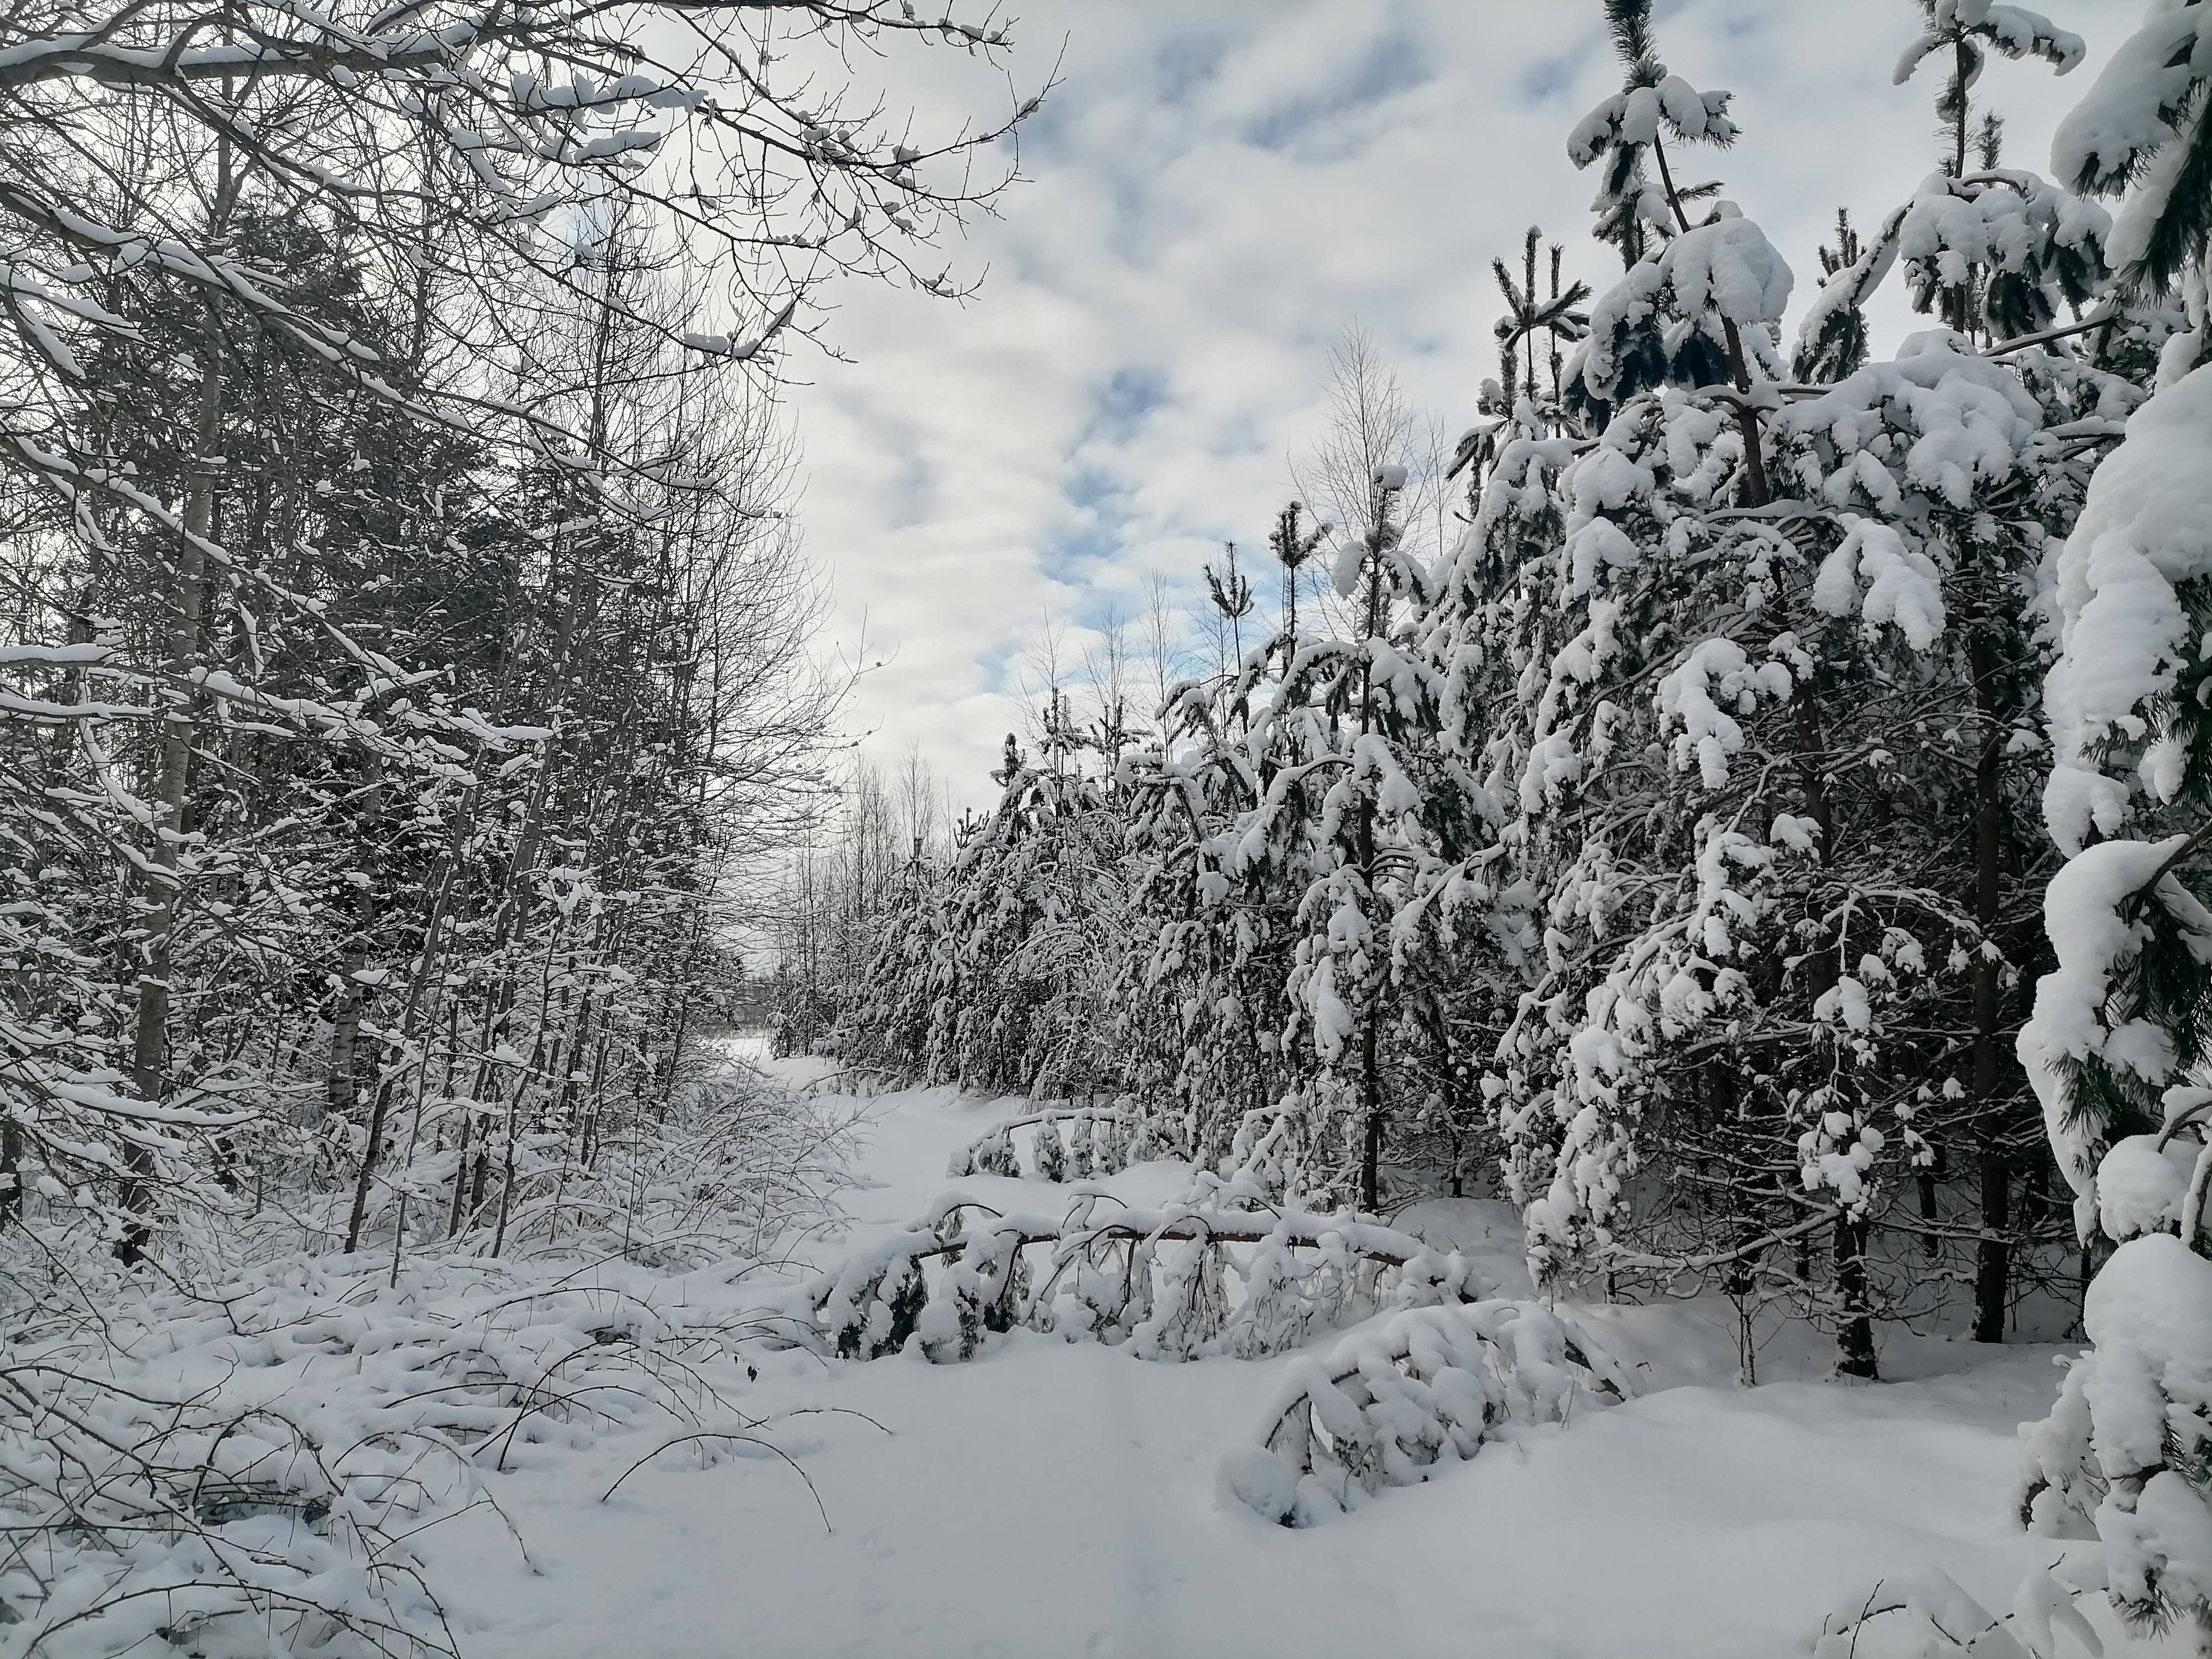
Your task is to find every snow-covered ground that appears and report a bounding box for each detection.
[386,1057,2169,1659]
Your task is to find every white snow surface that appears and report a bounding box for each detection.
[1654,208,1794,330]
[2049,0,2212,196]
[2043,364,2212,854]
[84,1053,2189,1659]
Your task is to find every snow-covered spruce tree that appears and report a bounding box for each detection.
[902,718,1129,1101]
[820,806,954,1085]
[1384,237,1601,1202]
[1470,0,2119,1377]
[1114,502,1359,1180]
[1489,0,1903,1371]
[1118,465,1455,1209]
[2016,1,2212,1640]
[1118,661,1297,1173]
[773,758,941,1062]
[1272,468,1446,1211]
[1787,0,2122,1343]
[1791,0,2087,386]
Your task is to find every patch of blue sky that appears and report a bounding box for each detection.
[1244,29,1426,155]
[1151,29,1229,108]
[1082,367,1165,446]
[1520,55,1573,102]
[973,634,1024,700]
[876,445,935,533]
[1040,467,1129,589]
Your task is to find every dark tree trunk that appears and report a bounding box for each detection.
[1970,612,2012,1343]
[1834,1211,1879,1379]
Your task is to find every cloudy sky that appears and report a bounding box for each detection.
[784,0,2132,807]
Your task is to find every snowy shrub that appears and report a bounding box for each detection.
[945,1107,1126,1183]
[0,1235,825,1656]
[0,1362,454,1658]
[974,1130,1020,1180]
[1221,1300,1630,1527]
[1032,1114,1069,1183]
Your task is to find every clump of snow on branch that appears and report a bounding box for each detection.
[2041,366,2212,855]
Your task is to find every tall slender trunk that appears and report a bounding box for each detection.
[327,796,378,1137]
[1359,977,1383,1212]
[342,785,468,1251]
[121,329,223,1262]
[0,1119,19,1227]
[446,1108,474,1239]
[1424,1003,1463,1198]
[327,969,363,1121]
[1970,618,2011,1342]
[1354,783,1383,1209]
[1355,500,1386,1213]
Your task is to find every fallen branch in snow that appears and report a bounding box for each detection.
[1218,1301,1632,1527]
[599,1431,831,1531]
[1809,1565,2104,1658]
[803,1189,1493,1364]
[596,1405,894,1522]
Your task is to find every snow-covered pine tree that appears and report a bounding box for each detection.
[1786,0,2118,1343]
[828,820,953,1084]
[1275,467,1443,1210]
[1117,570,1302,1175]
[910,716,1128,1100]
[1473,0,2116,1376]
[2016,1,2212,1637]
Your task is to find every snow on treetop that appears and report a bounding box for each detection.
[1896,169,2111,288]
[2049,0,2212,196]
[1811,517,1945,650]
[1662,209,1793,329]
[1789,338,2043,512]
[1574,211,1792,404]
[1895,2,2084,86]
[2042,364,2212,853]
[1566,75,1735,169]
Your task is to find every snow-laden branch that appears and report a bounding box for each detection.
[1220,1300,1631,1527]
[802,1187,1493,1365]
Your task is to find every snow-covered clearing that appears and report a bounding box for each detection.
[366,1053,2164,1659]
[30,1045,2179,1658]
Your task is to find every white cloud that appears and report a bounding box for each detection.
[785,0,2136,804]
